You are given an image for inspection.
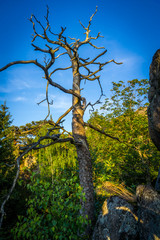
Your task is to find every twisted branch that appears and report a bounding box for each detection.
[84,122,121,142]
[0,128,75,228]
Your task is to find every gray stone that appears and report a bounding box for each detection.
[136,185,160,240]
[155,168,160,192]
[93,186,160,240]
[148,49,160,151]
[92,196,138,240]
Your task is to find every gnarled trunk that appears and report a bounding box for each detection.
[72,58,95,234]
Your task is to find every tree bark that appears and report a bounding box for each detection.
[72,57,95,235]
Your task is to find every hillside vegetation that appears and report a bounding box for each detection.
[1,79,160,239]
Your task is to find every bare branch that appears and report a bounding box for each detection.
[102,59,123,66]
[81,74,100,81]
[37,80,53,120]
[88,6,98,29]
[0,60,45,72]
[29,11,72,55]
[58,27,67,40]
[37,98,46,105]
[56,105,74,124]
[85,91,103,112]
[0,60,84,104]
[4,163,15,167]
[79,6,98,32]
[19,132,74,151]
[68,36,80,42]
[79,20,86,31]
[90,32,104,40]
[84,122,121,142]
[45,80,51,120]
[0,143,35,228]
[80,59,122,82]
[46,76,83,100]
[79,50,107,67]
[89,42,104,49]
[29,15,45,42]
[49,65,72,77]
[0,128,76,228]
[55,51,68,59]
[32,14,45,30]
[79,57,90,62]
[32,137,74,149]
[77,7,103,48]
[44,5,50,26]
[32,43,50,53]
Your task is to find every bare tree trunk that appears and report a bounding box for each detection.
[72,59,95,235]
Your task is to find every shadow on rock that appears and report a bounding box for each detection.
[93,185,160,240]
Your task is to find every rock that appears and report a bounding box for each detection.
[92,196,138,240]
[93,185,160,240]
[136,185,160,240]
[148,49,160,151]
[155,168,160,192]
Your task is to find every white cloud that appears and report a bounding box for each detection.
[13,96,27,102]
[2,66,45,93]
[10,79,31,90]
[35,93,72,111]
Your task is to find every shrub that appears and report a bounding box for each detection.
[11,171,88,240]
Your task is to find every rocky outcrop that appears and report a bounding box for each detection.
[93,50,160,240]
[92,196,138,240]
[148,49,160,151]
[136,185,160,240]
[93,185,160,240]
[155,168,160,192]
[148,49,160,191]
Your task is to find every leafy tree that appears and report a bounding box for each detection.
[87,79,160,189]
[12,171,88,240]
[0,7,122,234]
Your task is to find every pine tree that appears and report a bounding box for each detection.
[0,102,15,195]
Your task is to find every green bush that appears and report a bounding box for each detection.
[11,171,88,240]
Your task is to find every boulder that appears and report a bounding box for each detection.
[155,168,160,192]
[92,196,138,240]
[93,185,160,240]
[148,49,160,151]
[136,185,160,240]
[148,49,160,192]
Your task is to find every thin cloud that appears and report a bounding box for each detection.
[0,86,11,93]
[5,67,45,92]
[52,96,71,110]
[35,93,72,111]
[13,96,27,102]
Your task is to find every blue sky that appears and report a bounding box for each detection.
[0,0,160,131]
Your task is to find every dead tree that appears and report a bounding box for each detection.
[0,7,122,235]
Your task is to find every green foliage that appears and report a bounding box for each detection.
[0,102,15,192]
[11,170,88,240]
[25,124,77,179]
[101,79,149,118]
[0,103,29,240]
[87,79,160,189]
[3,79,160,239]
